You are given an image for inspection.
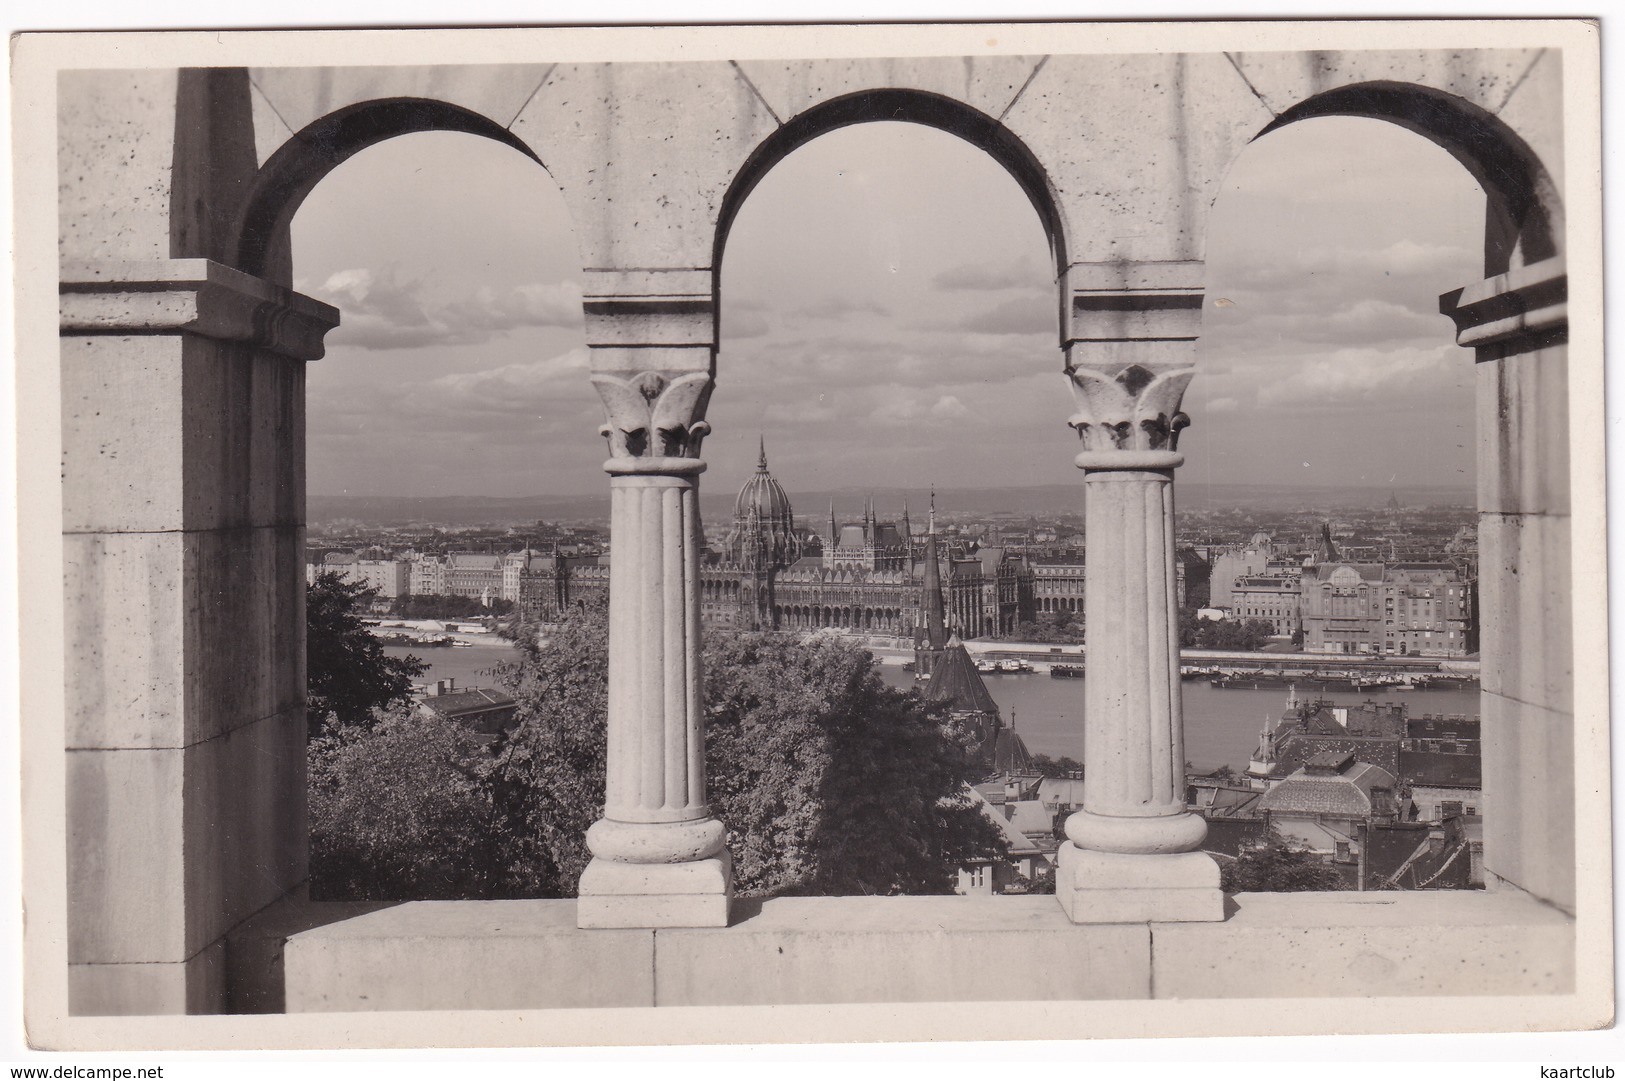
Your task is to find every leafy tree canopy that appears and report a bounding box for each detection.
[306,570,428,737]
[488,607,1008,899]
[1219,834,1345,893]
[1177,608,1279,652]
[388,593,515,620]
[308,703,499,901]
[1029,753,1085,778]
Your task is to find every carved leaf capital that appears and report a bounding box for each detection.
[591,370,714,459]
[1065,363,1195,452]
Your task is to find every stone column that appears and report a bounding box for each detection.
[577,270,732,928]
[1440,255,1573,913]
[1054,262,1223,923]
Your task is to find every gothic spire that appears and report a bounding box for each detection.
[757,434,768,472]
[921,517,947,652]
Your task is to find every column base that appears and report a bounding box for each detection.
[577,852,733,929]
[1055,842,1224,924]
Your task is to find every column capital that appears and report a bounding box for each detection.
[591,369,714,461]
[1065,362,1194,455]
[59,258,339,361]
[1439,255,1566,359]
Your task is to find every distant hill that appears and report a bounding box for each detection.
[308,482,1473,528]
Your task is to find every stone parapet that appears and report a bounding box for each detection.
[280,892,1574,1014]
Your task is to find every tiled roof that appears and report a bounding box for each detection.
[966,787,1043,857]
[923,644,1000,715]
[992,728,1035,774]
[1269,735,1399,779]
[1258,762,1396,816]
[1005,799,1057,840]
[1362,819,1474,890]
[1398,749,1482,789]
[1037,776,1086,808]
[448,553,503,570]
[1313,563,1385,582]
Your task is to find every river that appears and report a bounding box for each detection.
[874,664,1478,771]
[389,642,1479,774]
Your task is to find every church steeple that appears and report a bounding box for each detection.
[1314,520,1340,565]
[916,501,948,670]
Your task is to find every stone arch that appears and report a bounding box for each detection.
[712,87,1071,336]
[233,97,549,282]
[1251,81,1562,274]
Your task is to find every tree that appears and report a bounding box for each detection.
[306,571,427,737]
[1029,753,1085,778]
[486,606,611,898]
[703,632,1007,897]
[308,703,499,901]
[488,606,1008,899]
[1219,834,1345,893]
[391,593,516,620]
[1177,606,1202,648]
[1186,614,1276,653]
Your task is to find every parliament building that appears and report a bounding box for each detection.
[698,444,1041,638]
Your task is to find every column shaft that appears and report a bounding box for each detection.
[1081,469,1184,822]
[1065,454,1205,857]
[603,472,708,823]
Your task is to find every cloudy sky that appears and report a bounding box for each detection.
[295,111,1484,501]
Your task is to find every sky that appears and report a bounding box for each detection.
[295,113,1485,502]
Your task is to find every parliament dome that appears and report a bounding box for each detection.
[726,440,802,566]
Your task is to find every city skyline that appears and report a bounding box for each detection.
[297,115,1484,500]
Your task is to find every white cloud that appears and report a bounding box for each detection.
[867,392,979,425]
[310,268,584,350]
[1255,345,1464,410]
[426,347,593,410]
[955,293,1054,336]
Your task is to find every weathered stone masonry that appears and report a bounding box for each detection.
[55,46,1572,1013]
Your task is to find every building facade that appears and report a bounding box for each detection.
[1301,561,1472,656]
[699,447,1037,638]
[1230,573,1301,636]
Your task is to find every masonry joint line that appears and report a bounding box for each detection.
[1495,49,1548,117]
[506,64,558,131]
[997,55,1050,124]
[1222,52,1279,120]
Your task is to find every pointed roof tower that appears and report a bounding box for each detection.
[922,641,1000,716]
[1315,520,1341,564]
[921,507,947,652]
[828,497,838,546]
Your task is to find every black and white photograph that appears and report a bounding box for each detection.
[7,14,1612,1062]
